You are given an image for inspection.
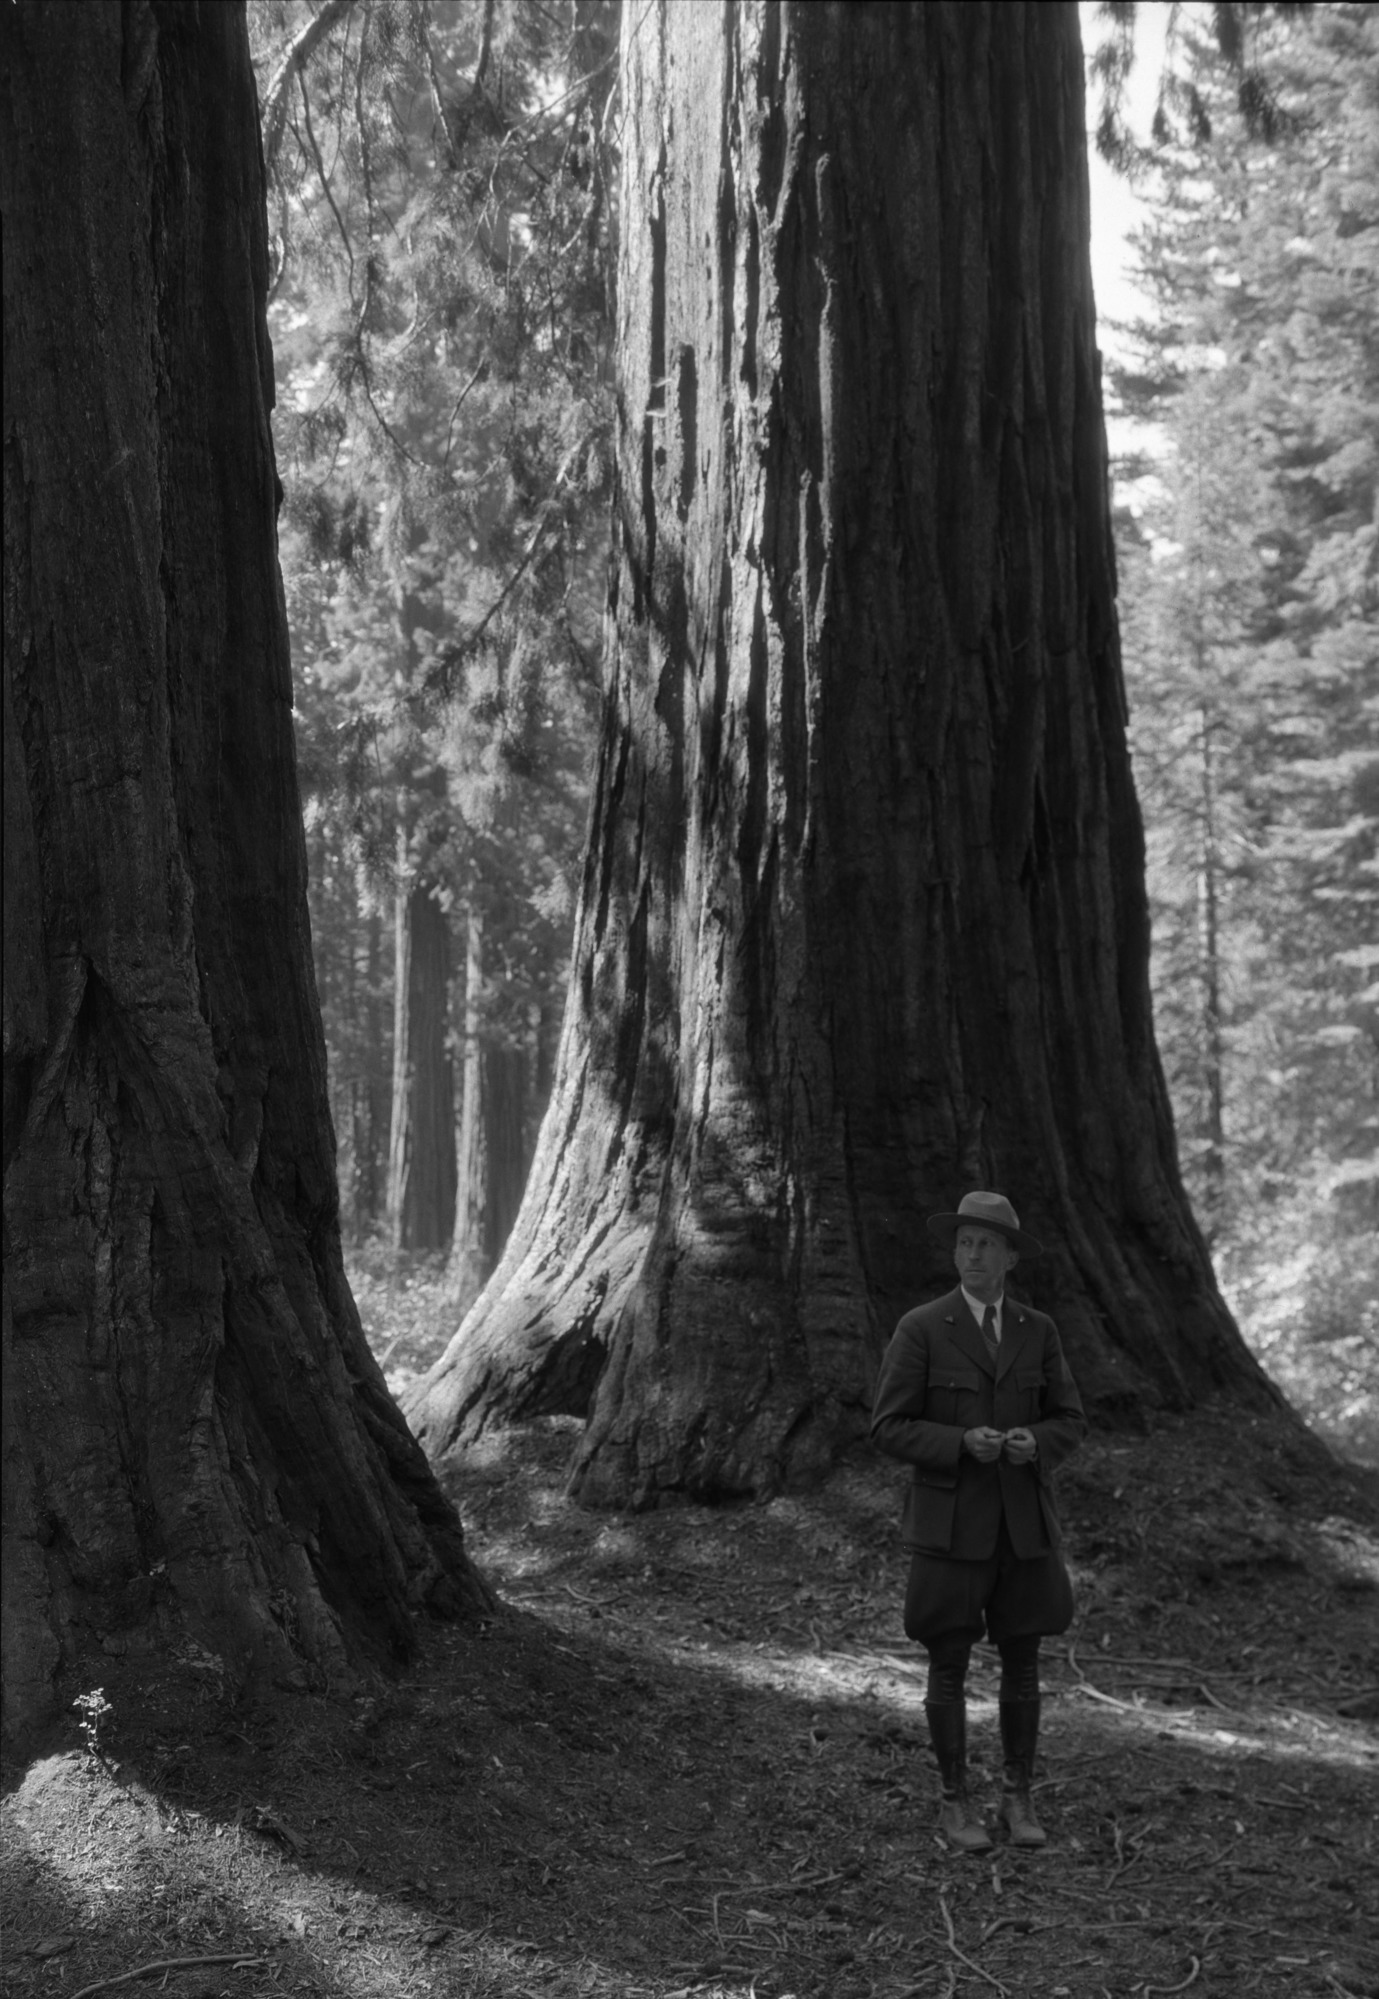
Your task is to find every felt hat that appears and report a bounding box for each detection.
[925,1190,1044,1256]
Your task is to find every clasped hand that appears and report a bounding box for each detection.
[963,1425,1037,1465]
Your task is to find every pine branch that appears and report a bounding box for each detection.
[473,0,496,95]
[261,0,354,178]
[297,66,355,285]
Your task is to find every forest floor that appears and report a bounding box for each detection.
[3,1351,1377,1999]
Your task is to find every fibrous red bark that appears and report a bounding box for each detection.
[2,0,488,1739]
[403,0,1278,1507]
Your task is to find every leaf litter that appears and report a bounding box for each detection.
[2,1394,1376,1999]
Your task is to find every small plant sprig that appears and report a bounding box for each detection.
[72,1687,114,1763]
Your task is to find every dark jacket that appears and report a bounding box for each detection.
[870,1286,1086,1560]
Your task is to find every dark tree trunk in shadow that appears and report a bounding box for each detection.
[484,1043,529,1269]
[2,0,489,1740]
[388,880,457,1252]
[403,0,1278,1507]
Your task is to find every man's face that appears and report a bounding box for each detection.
[953,1225,1019,1304]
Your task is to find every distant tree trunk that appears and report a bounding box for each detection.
[385,542,452,1255]
[404,0,1277,1505]
[485,1043,529,1266]
[1195,689,1226,1240]
[450,909,529,1304]
[451,908,490,1306]
[388,879,457,1252]
[351,906,389,1230]
[1,0,488,1740]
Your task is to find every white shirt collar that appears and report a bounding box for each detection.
[961,1287,1003,1337]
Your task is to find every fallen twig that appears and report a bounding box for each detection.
[561,1583,620,1607]
[71,1957,268,1999]
[1089,1653,1197,1670]
[715,1870,845,1897]
[979,1916,1051,1943]
[1073,1680,1140,1711]
[1107,1813,1159,1887]
[939,1890,1009,1997]
[894,1965,944,1996]
[1144,1956,1202,1996]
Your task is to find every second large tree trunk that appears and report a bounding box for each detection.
[404,0,1277,1506]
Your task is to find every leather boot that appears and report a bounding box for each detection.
[997,1698,1047,1847]
[925,1701,991,1852]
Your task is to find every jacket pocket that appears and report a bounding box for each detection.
[903,1477,957,1553]
[935,1369,982,1391]
[1014,1368,1044,1421]
[928,1367,982,1425]
[914,1466,958,1491]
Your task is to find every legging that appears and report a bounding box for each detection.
[925,1632,1041,1706]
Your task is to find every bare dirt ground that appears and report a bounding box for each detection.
[4,1394,1377,1999]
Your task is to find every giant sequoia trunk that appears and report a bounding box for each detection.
[404,0,1278,1506]
[2,0,488,1739]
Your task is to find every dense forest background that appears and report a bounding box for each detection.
[250,0,1376,1462]
[1103,0,1377,1458]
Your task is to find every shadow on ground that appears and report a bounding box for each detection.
[3,1405,1377,1999]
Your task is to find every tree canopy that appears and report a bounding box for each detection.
[248,0,615,1270]
[1111,7,1367,1239]
[1103,2,1376,1452]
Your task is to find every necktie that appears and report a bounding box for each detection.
[981,1305,999,1362]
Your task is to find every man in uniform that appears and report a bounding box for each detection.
[871,1191,1086,1851]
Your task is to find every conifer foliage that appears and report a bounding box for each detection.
[1107,2,1377,1451]
[248,0,614,1283]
